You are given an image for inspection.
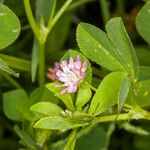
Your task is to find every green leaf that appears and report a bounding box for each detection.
[118,76,131,112]
[29,86,59,104]
[30,102,63,118]
[46,82,75,111]
[75,125,108,150]
[0,53,31,72]
[139,66,150,81]
[76,82,92,109]
[64,130,76,150]
[76,23,125,72]
[0,4,20,50]
[136,2,150,44]
[34,116,88,130]
[135,46,150,66]
[3,89,33,121]
[135,80,150,107]
[89,71,129,116]
[36,0,56,25]
[0,58,19,77]
[31,39,38,82]
[106,17,139,78]
[61,50,92,84]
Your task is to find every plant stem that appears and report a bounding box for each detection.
[116,0,125,18]
[67,0,93,12]
[94,113,131,123]
[38,43,45,85]
[47,0,73,33]
[99,0,110,24]
[93,113,139,124]
[49,0,56,23]
[124,104,150,120]
[23,0,40,41]
[24,0,73,86]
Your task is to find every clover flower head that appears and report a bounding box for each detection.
[55,55,87,94]
[46,62,59,81]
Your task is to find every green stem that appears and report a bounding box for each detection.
[23,0,40,41]
[49,0,56,23]
[38,43,45,86]
[93,112,145,124]
[124,104,150,120]
[21,24,30,31]
[47,0,73,33]
[67,0,93,12]
[116,0,125,18]
[99,0,111,24]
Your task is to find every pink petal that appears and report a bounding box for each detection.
[81,72,85,78]
[58,76,68,82]
[54,62,59,72]
[60,60,67,69]
[68,57,74,69]
[56,70,63,77]
[67,86,77,93]
[75,55,81,69]
[60,88,68,94]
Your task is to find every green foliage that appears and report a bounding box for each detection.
[64,130,76,150]
[76,82,92,110]
[89,71,130,116]
[0,53,31,72]
[0,58,19,77]
[14,125,37,150]
[29,86,59,104]
[77,23,124,72]
[0,4,20,50]
[135,80,150,107]
[75,125,108,150]
[36,0,55,25]
[136,2,150,44]
[30,102,63,118]
[118,76,131,112]
[106,17,139,78]
[45,13,72,53]
[1,1,150,150]
[139,66,150,81]
[34,116,88,130]
[46,82,75,111]
[3,89,33,121]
